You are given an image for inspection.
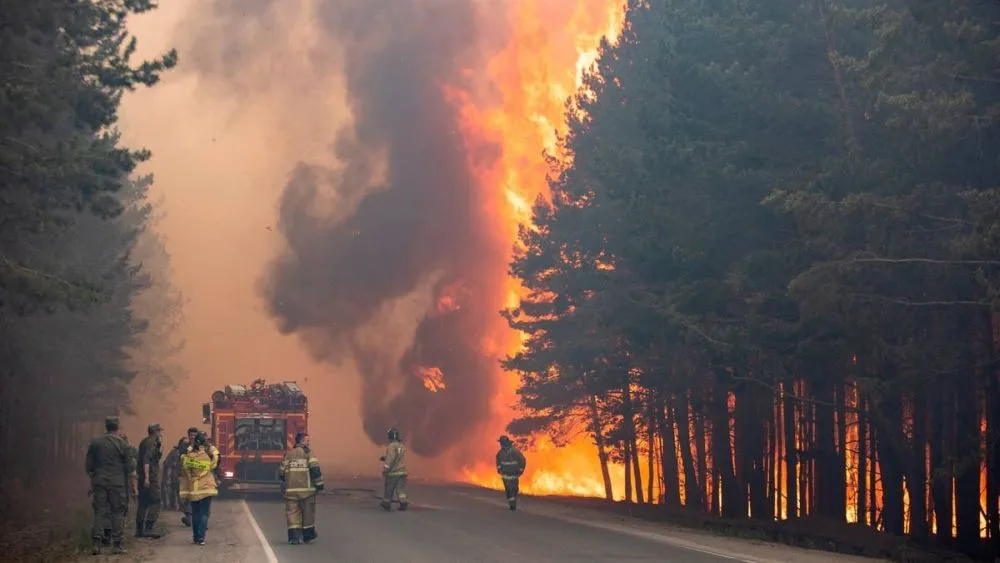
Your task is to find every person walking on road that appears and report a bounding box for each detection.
[85,416,137,555]
[161,437,186,511]
[136,423,164,538]
[380,428,408,511]
[179,432,218,545]
[279,432,325,544]
[496,435,526,510]
[180,427,198,527]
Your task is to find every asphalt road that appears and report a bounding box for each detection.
[241,481,743,563]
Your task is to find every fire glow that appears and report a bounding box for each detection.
[445,0,628,498]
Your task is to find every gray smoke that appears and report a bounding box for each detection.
[186,0,509,457]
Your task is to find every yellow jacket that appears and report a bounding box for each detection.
[180,445,219,502]
[279,446,324,500]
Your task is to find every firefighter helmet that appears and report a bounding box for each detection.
[498,435,512,447]
[387,428,400,442]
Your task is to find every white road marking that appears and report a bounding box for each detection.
[242,499,280,563]
[455,491,757,562]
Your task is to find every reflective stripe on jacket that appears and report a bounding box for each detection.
[179,446,218,502]
[496,446,526,477]
[280,446,323,499]
[383,441,407,476]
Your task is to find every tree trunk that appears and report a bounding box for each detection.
[876,392,905,536]
[675,393,703,509]
[954,369,982,556]
[589,393,614,501]
[784,382,798,519]
[909,389,929,542]
[776,391,785,519]
[857,395,868,526]
[623,381,644,504]
[657,391,681,507]
[647,406,656,503]
[813,376,844,520]
[694,393,709,511]
[929,383,953,544]
[713,373,741,518]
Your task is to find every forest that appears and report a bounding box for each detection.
[504,0,1000,560]
[0,0,180,554]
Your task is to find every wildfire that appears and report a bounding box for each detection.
[417,366,446,393]
[447,0,627,497]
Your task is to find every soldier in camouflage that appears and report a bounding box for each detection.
[161,437,186,511]
[85,416,136,555]
[136,423,164,538]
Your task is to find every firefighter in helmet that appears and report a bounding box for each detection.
[379,428,408,511]
[496,435,526,510]
[279,432,324,544]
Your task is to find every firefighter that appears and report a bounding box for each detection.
[136,423,164,538]
[496,435,526,510]
[380,428,408,511]
[279,432,324,544]
[180,432,219,545]
[85,416,136,555]
[180,426,198,527]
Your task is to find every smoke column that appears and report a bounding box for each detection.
[183,0,511,457]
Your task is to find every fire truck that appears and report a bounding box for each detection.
[201,379,308,490]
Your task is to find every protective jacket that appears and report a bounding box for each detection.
[496,446,526,477]
[280,445,324,500]
[179,446,219,502]
[383,441,407,476]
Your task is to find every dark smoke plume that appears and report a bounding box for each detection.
[188,0,509,457]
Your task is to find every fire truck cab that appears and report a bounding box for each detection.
[201,379,308,491]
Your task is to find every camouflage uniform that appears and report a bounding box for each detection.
[161,442,183,510]
[496,437,527,510]
[136,431,163,537]
[85,418,135,553]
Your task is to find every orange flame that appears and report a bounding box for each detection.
[445,0,627,497]
[417,366,446,393]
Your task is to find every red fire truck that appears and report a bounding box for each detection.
[201,379,308,490]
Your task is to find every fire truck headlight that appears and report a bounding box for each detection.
[224,471,234,478]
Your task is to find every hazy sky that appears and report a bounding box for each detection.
[119,0,381,472]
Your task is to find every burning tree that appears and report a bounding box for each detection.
[504,0,1000,559]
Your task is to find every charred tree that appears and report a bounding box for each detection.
[657,390,681,506]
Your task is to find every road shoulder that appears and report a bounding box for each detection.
[455,490,888,563]
[101,500,271,563]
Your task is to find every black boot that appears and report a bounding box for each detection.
[398,502,408,511]
[102,529,112,546]
[509,497,517,511]
[144,521,162,539]
[380,500,392,511]
[181,514,191,527]
[135,521,145,538]
[302,527,316,543]
[288,528,303,544]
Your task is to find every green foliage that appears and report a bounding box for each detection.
[0,0,182,544]
[505,0,1000,551]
